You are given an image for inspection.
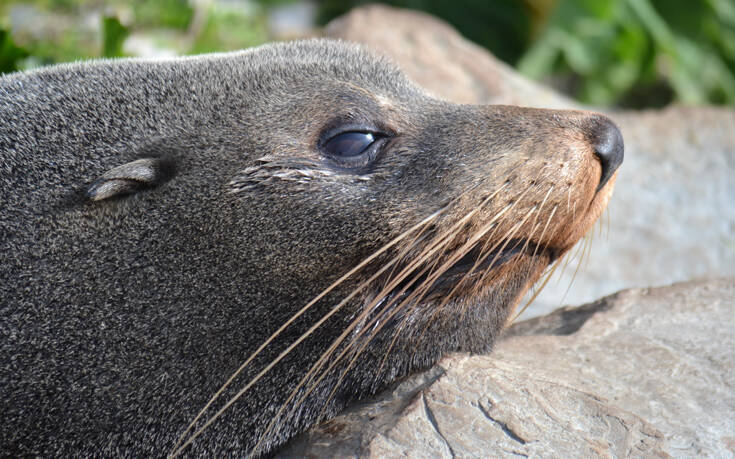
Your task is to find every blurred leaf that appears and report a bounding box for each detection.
[519,0,735,107]
[0,28,30,74]
[517,28,564,78]
[131,0,193,29]
[560,30,597,73]
[189,5,268,55]
[101,14,129,58]
[253,0,299,6]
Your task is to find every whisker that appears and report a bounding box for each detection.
[583,227,595,272]
[309,215,500,422]
[244,183,507,454]
[556,233,585,287]
[257,185,521,439]
[506,185,555,282]
[371,219,508,383]
[510,193,567,322]
[169,210,444,456]
[532,204,557,260]
[407,195,537,355]
[370,249,449,383]
[381,221,435,293]
[454,205,538,322]
[559,232,591,306]
[252,229,461,453]
[493,194,555,321]
[510,255,563,322]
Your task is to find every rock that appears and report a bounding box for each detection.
[325,5,575,109]
[325,5,735,318]
[280,278,735,458]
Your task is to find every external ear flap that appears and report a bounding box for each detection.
[86,157,175,201]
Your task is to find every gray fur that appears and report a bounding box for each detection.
[1,39,617,455]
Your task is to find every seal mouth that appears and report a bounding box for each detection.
[386,238,559,303]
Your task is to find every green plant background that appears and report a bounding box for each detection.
[1,0,733,108]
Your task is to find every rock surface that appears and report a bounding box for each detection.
[281,278,735,458]
[325,5,735,318]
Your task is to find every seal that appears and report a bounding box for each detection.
[0,39,622,456]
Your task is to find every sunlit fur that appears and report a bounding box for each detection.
[0,39,618,456]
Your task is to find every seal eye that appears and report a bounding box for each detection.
[323,132,377,157]
[320,130,389,170]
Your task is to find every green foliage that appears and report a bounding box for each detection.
[518,0,735,107]
[0,1,271,71]
[130,0,193,29]
[189,5,269,55]
[0,28,29,73]
[101,14,129,58]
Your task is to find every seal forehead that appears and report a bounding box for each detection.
[249,40,422,101]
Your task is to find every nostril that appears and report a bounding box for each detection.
[591,117,624,191]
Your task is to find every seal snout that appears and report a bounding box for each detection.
[589,116,624,191]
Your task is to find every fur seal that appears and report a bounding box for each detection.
[0,39,622,456]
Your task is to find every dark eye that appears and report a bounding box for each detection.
[320,129,390,169]
[323,132,377,157]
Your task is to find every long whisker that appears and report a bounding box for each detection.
[368,203,536,394]
[492,186,555,317]
[401,196,535,361]
[451,205,538,327]
[509,201,561,321]
[250,216,466,453]
[370,245,451,380]
[371,206,514,381]
[252,185,516,448]
[181,183,499,456]
[531,190,556,260]
[583,227,595,271]
[382,227,430,292]
[309,219,501,424]
[555,232,585,287]
[259,251,445,447]
[559,232,591,306]
[169,210,443,456]
[511,255,563,322]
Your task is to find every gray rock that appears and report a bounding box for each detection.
[325,5,735,318]
[281,278,735,458]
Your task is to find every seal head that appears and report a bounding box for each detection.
[0,40,621,456]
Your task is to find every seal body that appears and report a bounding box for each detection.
[0,40,621,456]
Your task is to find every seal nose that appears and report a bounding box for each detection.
[590,117,624,191]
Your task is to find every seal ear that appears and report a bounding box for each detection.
[86,157,175,201]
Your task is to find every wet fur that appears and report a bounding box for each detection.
[0,40,617,455]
